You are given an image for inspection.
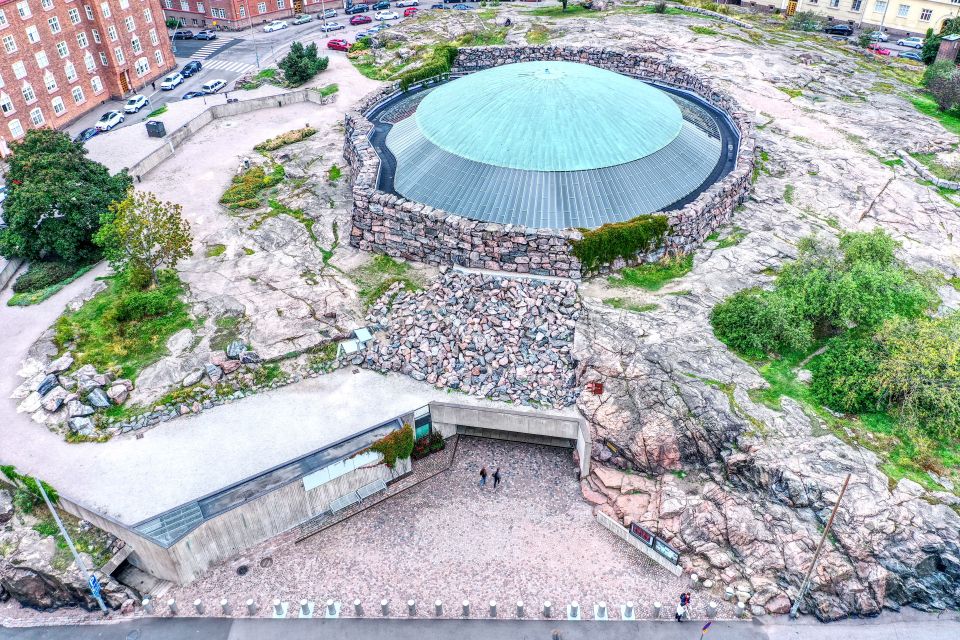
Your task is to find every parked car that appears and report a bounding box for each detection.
[430,3,444,7]
[263,20,288,32]
[327,38,351,51]
[319,21,345,31]
[898,50,923,61]
[356,28,377,38]
[896,36,924,48]
[159,72,184,90]
[345,3,370,13]
[182,91,206,100]
[375,10,399,19]
[123,94,149,113]
[181,60,203,77]
[194,29,217,40]
[396,0,418,6]
[369,23,388,32]
[867,30,889,42]
[867,43,891,55]
[72,127,100,143]
[322,8,337,18]
[95,110,125,131]
[171,29,194,39]
[350,14,372,24]
[404,7,417,16]
[823,24,853,36]
[372,1,391,8]
[201,79,227,94]
[451,3,468,8]
[292,13,312,24]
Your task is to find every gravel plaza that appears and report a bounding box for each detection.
[163,437,724,621]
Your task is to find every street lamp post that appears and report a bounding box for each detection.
[241,3,261,68]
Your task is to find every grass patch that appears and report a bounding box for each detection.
[254,127,316,152]
[871,81,895,94]
[457,28,508,47]
[910,152,960,182]
[604,298,658,313]
[608,254,694,291]
[525,4,594,17]
[526,23,551,44]
[33,513,113,570]
[715,226,748,249]
[689,25,718,35]
[317,83,339,97]
[327,164,342,183]
[350,254,423,308]
[908,92,960,136]
[243,247,255,255]
[777,86,803,99]
[210,315,243,353]
[145,105,168,118]
[219,163,285,210]
[54,270,194,382]
[8,265,94,307]
[784,184,795,204]
[882,158,904,167]
[205,244,226,258]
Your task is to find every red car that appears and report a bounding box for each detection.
[867,43,891,56]
[327,38,350,52]
[404,7,418,16]
[350,14,372,25]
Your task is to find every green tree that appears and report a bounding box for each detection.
[0,129,131,264]
[278,41,329,87]
[95,190,193,287]
[921,17,960,65]
[710,288,812,357]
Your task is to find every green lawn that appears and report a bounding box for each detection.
[603,298,658,313]
[350,254,423,307]
[908,92,960,136]
[607,255,694,291]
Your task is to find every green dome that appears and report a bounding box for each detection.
[413,61,684,172]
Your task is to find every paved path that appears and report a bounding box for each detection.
[3,612,959,640]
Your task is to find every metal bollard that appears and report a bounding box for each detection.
[354,599,363,617]
[142,597,154,614]
[246,599,257,615]
[408,600,416,616]
[194,599,204,614]
[596,602,607,620]
[435,600,443,617]
[221,599,230,615]
[543,601,552,618]
[381,599,389,617]
[737,591,750,604]
[725,587,735,602]
[569,601,580,620]
[516,600,524,618]
[736,602,747,618]
[167,599,178,615]
[462,600,470,617]
[273,599,284,617]
[623,601,635,620]
[489,600,497,618]
[690,573,700,587]
[653,601,662,618]
[326,599,337,617]
[707,601,718,618]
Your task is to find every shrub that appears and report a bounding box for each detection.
[787,11,823,32]
[810,332,885,413]
[569,215,668,271]
[710,288,812,357]
[927,73,960,112]
[412,436,432,460]
[653,1,667,13]
[220,164,285,209]
[922,60,956,88]
[369,424,415,467]
[13,489,40,514]
[397,44,458,91]
[12,261,82,293]
[109,289,176,323]
[278,41,329,87]
[253,127,317,152]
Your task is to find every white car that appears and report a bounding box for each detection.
[201,79,226,94]
[868,30,889,42]
[375,10,399,20]
[896,36,924,49]
[159,72,184,90]
[95,110,125,131]
[396,0,418,6]
[263,20,288,32]
[319,21,344,31]
[123,94,149,113]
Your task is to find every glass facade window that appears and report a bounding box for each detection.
[920,8,932,20]
[897,3,908,17]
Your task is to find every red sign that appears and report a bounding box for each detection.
[586,381,604,395]
[629,522,654,547]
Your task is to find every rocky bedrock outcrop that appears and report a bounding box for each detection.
[574,305,960,621]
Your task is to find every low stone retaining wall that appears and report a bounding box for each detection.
[345,46,755,278]
[897,149,960,190]
[632,1,755,29]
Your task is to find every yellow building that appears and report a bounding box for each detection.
[743,0,960,36]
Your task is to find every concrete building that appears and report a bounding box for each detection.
[0,0,176,155]
[744,0,960,36]
[161,0,341,31]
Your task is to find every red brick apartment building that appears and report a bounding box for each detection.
[0,0,176,155]
[162,0,341,31]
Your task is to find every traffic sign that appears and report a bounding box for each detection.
[88,575,102,598]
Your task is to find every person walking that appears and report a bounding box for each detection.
[493,467,501,489]
[675,601,686,622]
[479,466,488,487]
[151,81,156,91]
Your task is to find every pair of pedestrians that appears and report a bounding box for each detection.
[478,466,501,488]
[675,592,692,621]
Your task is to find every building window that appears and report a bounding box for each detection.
[41,0,54,10]
[920,8,932,20]
[179,0,188,9]
[896,3,908,16]
[91,76,103,93]
[143,8,152,21]
[124,16,134,31]
[25,26,40,43]
[52,96,65,115]
[873,0,886,12]
[16,2,32,19]
[197,1,204,11]
[22,83,37,103]
[134,56,149,76]
[239,5,245,17]
[99,51,107,65]
[12,61,27,79]
[257,2,265,13]
[163,0,171,8]
[131,36,141,53]
[68,8,80,23]
[2,35,16,54]
[829,0,839,6]
[107,25,117,40]
[84,4,93,19]
[71,85,84,103]
[119,0,129,8]
[44,70,57,92]
[84,50,95,70]
[92,28,100,42]
[0,73,4,89]
[56,40,68,57]
[149,28,157,45]
[0,10,7,28]
[113,46,124,63]
[65,61,77,81]
[77,31,87,47]
[30,108,45,126]
[48,16,61,33]
[101,2,111,18]
[277,0,284,8]
[851,0,862,9]
[0,93,14,115]
[154,48,162,65]
[35,50,49,67]
[9,119,24,139]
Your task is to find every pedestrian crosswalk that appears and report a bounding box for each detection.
[191,58,256,74]
[193,37,236,59]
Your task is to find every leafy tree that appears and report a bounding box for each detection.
[921,18,960,65]
[278,41,329,87]
[787,11,823,32]
[561,0,568,11]
[927,72,960,112]
[0,129,131,264]
[810,331,885,413]
[95,190,193,288]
